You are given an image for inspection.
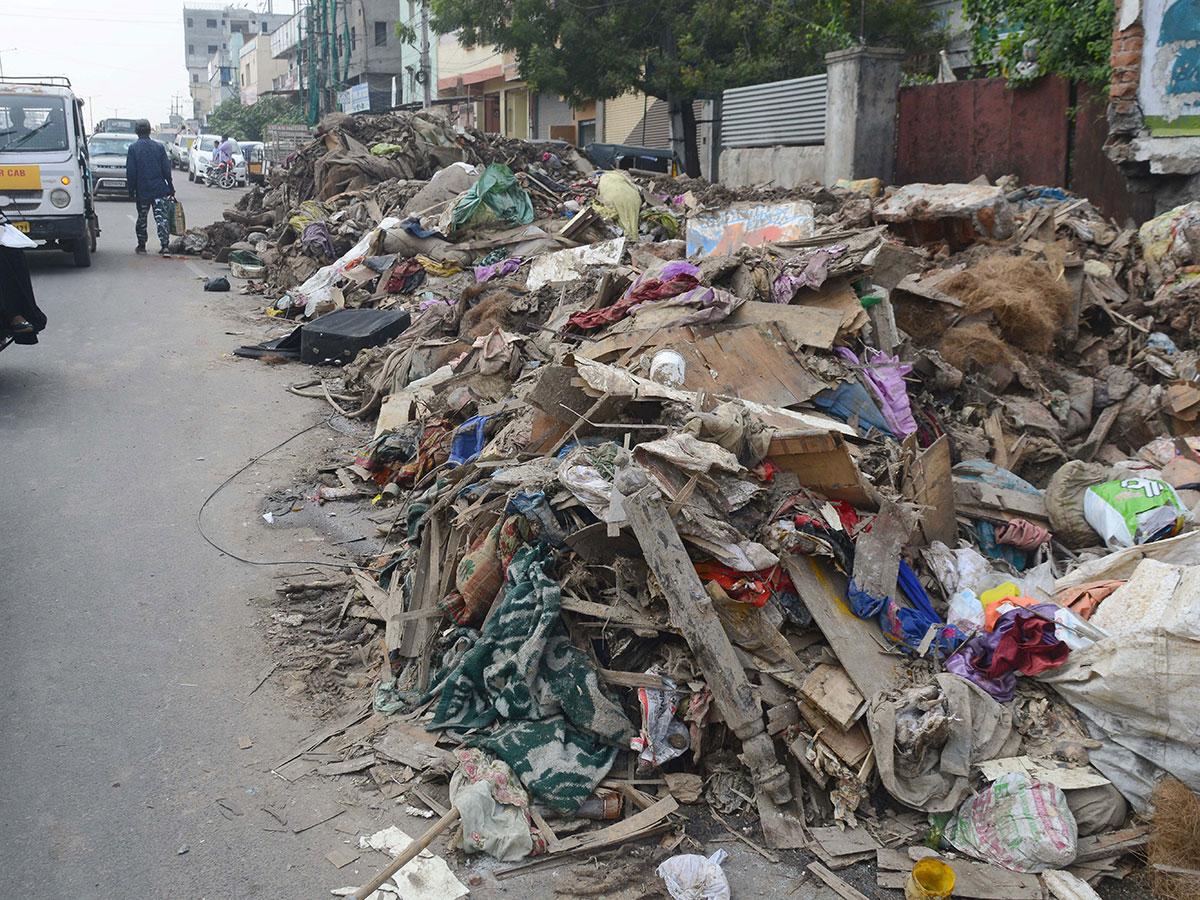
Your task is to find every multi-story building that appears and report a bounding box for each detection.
[183,5,291,118]
[239,34,291,105]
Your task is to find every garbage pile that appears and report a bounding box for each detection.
[221,129,1200,898]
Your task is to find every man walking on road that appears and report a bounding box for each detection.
[126,119,175,256]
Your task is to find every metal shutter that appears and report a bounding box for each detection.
[722,74,827,147]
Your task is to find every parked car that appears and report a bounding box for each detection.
[188,134,246,186]
[169,133,194,170]
[86,132,138,198]
[583,142,679,176]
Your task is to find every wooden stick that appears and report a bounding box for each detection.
[351,806,459,900]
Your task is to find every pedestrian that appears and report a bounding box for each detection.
[125,119,175,256]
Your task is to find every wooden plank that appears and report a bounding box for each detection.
[756,783,808,850]
[953,478,1049,525]
[275,702,372,769]
[801,664,865,730]
[903,435,957,547]
[783,554,903,703]
[621,473,791,804]
[550,796,679,854]
[770,432,876,509]
[808,862,872,900]
[809,826,880,858]
[1077,402,1122,462]
[317,755,376,776]
[560,594,669,632]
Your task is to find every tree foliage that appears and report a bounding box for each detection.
[963,0,1115,87]
[429,0,943,108]
[207,97,306,142]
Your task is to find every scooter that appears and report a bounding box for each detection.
[205,159,236,190]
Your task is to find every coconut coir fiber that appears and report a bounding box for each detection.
[940,254,1070,355]
[1149,778,1200,900]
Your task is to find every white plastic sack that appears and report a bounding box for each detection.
[945,773,1077,872]
[0,223,37,248]
[295,215,401,317]
[657,850,730,900]
[1083,477,1186,550]
[1042,560,1200,810]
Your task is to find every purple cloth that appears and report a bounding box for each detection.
[301,222,335,258]
[945,603,1068,702]
[772,244,847,303]
[623,260,699,299]
[474,257,522,282]
[836,347,918,438]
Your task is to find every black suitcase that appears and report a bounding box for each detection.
[299,308,412,366]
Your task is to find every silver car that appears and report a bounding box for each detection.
[87,132,138,198]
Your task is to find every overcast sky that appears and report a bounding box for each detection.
[4,0,288,130]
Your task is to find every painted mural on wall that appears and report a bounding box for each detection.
[1142,0,1200,130]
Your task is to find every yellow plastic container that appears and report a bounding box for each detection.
[905,858,955,900]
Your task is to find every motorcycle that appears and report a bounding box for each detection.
[204,158,236,190]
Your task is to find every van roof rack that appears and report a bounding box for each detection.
[0,76,74,88]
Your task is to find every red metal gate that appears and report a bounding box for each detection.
[895,76,1153,224]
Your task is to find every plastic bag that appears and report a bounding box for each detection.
[947,590,985,632]
[169,198,186,236]
[1083,477,1187,550]
[657,850,730,900]
[944,773,1077,872]
[450,163,534,230]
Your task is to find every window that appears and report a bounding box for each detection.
[186,17,193,27]
[261,22,269,33]
[577,119,596,147]
[208,44,218,54]
[240,72,245,86]
[192,73,199,82]
[375,21,387,46]
[206,18,217,28]
[351,26,356,50]
[188,44,195,55]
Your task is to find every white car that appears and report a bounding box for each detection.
[188,134,247,186]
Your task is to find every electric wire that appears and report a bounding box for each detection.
[195,414,380,572]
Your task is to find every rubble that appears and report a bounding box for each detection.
[198,117,1200,896]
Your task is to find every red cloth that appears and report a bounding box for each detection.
[694,561,775,607]
[984,608,1070,678]
[996,517,1052,551]
[567,273,698,330]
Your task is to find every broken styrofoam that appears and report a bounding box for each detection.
[338,826,468,900]
[525,237,625,290]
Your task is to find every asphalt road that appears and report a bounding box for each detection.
[0,179,368,898]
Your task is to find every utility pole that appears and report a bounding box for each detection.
[0,47,17,79]
[419,0,431,108]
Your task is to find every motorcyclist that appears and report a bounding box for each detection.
[215,135,234,173]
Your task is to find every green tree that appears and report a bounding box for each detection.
[207,97,306,142]
[963,0,1115,87]
[431,0,942,175]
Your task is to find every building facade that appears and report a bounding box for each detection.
[239,34,291,105]
[183,5,291,119]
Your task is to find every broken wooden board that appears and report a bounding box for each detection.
[756,773,808,850]
[668,323,829,408]
[783,555,904,703]
[975,756,1111,790]
[374,722,457,772]
[790,276,870,335]
[769,430,876,509]
[809,826,881,869]
[317,755,376,777]
[851,499,914,599]
[953,477,1049,526]
[801,664,865,730]
[795,698,871,767]
[1074,826,1149,863]
[550,796,679,854]
[808,861,872,900]
[876,848,1042,900]
[902,435,957,547]
[727,301,844,350]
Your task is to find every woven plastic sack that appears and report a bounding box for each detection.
[945,773,1077,872]
[1083,477,1186,550]
[169,198,186,236]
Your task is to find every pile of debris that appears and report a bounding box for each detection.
[215,121,1200,900]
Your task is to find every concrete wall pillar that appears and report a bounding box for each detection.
[823,46,905,186]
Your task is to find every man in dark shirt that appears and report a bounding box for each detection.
[125,120,175,255]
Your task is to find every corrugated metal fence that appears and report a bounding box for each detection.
[722,74,827,147]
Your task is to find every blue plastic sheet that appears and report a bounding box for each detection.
[847,561,964,657]
[448,415,490,466]
[812,381,895,438]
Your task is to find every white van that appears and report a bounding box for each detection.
[0,77,99,267]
